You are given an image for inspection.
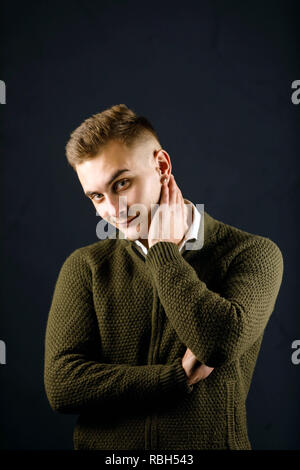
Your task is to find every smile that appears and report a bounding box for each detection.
[117,214,139,226]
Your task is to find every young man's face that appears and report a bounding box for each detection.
[76,139,171,246]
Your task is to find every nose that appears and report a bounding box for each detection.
[103,194,128,224]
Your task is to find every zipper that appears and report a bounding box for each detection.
[145,286,161,450]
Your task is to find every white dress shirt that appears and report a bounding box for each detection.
[133,198,201,256]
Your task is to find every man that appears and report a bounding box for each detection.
[44,104,284,450]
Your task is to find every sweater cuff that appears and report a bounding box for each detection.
[146,241,182,270]
[159,357,194,395]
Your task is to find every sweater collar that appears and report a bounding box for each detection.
[118,204,220,259]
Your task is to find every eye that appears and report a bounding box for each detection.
[93,194,102,201]
[114,179,130,191]
[91,179,130,202]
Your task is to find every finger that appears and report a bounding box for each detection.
[176,182,183,203]
[180,192,186,221]
[160,177,168,205]
[169,174,177,206]
[158,183,165,205]
[173,175,183,209]
[174,181,184,222]
[165,177,169,206]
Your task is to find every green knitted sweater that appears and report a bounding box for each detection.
[44,210,284,450]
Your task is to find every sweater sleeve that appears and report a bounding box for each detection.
[145,236,284,368]
[44,250,192,416]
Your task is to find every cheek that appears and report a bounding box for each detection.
[143,176,161,200]
[127,177,161,216]
[93,203,102,217]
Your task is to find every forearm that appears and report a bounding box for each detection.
[44,354,192,415]
[145,237,284,368]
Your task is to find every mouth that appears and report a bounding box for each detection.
[117,213,140,227]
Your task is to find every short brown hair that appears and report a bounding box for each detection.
[65,104,161,170]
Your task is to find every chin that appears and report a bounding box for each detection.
[122,223,148,241]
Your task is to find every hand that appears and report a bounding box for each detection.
[182,347,214,385]
[148,174,189,249]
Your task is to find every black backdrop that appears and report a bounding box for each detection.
[0,0,299,450]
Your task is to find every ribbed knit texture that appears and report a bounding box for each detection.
[44,210,284,450]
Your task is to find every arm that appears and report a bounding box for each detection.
[44,250,192,416]
[145,236,284,368]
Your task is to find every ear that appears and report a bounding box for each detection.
[157,149,172,178]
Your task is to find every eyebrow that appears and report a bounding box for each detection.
[84,168,131,197]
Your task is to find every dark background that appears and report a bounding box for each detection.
[0,0,299,450]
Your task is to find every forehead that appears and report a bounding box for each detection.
[76,140,152,188]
